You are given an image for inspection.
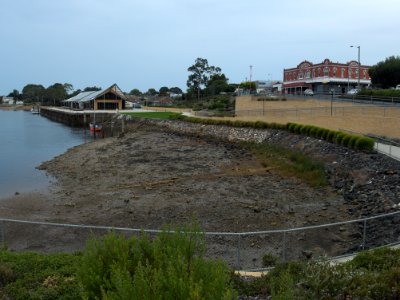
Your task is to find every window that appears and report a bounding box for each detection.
[333,67,337,77]
[341,68,345,78]
[323,67,329,77]
[298,72,303,80]
[305,70,311,79]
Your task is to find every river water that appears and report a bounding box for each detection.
[0,109,90,198]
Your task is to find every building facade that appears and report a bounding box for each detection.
[283,59,371,95]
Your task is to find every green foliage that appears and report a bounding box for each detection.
[168,117,375,152]
[340,134,351,147]
[262,254,279,268]
[0,250,81,299]
[355,136,375,151]
[358,88,400,98]
[123,112,182,119]
[348,135,359,148]
[334,132,345,144]
[261,248,400,299]
[241,142,327,187]
[368,55,400,88]
[78,226,236,300]
[187,58,222,100]
[326,130,336,142]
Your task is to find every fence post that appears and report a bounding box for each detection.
[362,219,367,250]
[282,231,287,262]
[236,235,241,269]
[0,222,4,247]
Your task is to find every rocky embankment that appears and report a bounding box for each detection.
[119,116,400,252]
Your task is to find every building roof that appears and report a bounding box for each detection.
[64,84,126,103]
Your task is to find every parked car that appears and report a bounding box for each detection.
[347,88,360,95]
[303,89,314,96]
[396,84,400,90]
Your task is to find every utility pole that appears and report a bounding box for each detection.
[350,45,361,89]
[249,65,253,94]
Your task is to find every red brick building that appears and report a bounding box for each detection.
[283,59,371,95]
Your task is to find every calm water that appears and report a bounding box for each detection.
[0,110,90,198]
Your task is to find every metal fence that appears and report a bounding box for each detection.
[1,210,400,270]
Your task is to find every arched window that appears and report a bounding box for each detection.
[323,67,329,77]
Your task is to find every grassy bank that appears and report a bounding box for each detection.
[241,141,327,187]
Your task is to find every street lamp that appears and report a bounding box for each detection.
[350,45,361,89]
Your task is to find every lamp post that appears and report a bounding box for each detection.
[350,45,361,89]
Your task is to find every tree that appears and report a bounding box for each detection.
[158,86,169,96]
[22,84,45,102]
[205,73,233,96]
[368,56,400,88]
[129,88,142,96]
[43,83,69,106]
[146,88,158,96]
[169,87,183,94]
[187,58,221,100]
[7,89,22,100]
[239,81,256,93]
[83,86,101,92]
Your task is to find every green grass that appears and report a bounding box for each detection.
[0,250,81,299]
[122,111,182,119]
[241,141,327,187]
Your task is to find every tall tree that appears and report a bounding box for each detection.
[205,73,233,96]
[22,84,45,102]
[187,58,221,100]
[43,83,68,106]
[159,86,169,96]
[146,88,158,96]
[169,87,183,94]
[369,56,400,88]
[129,88,142,96]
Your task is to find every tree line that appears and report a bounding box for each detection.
[8,55,398,105]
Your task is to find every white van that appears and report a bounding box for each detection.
[396,84,400,90]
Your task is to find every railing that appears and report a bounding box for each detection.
[235,104,400,119]
[1,210,400,271]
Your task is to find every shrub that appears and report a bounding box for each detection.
[78,226,236,300]
[348,135,359,148]
[316,127,325,138]
[320,129,330,140]
[334,132,345,144]
[355,136,375,151]
[326,130,336,142]
[262,254,279,268]
[309,126,318,137]
[341,134,352,147]
[294,124,302,134]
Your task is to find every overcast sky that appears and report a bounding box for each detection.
[1,0,399,95]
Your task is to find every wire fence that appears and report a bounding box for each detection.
[1,210,400,271]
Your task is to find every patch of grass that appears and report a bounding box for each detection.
[241,141,327,187]
[0,250,81,299]
[122,111,182,119]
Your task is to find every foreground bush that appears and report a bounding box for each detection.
[78,226,236,300]
[0,251,80,299]
[265,247,400,299]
